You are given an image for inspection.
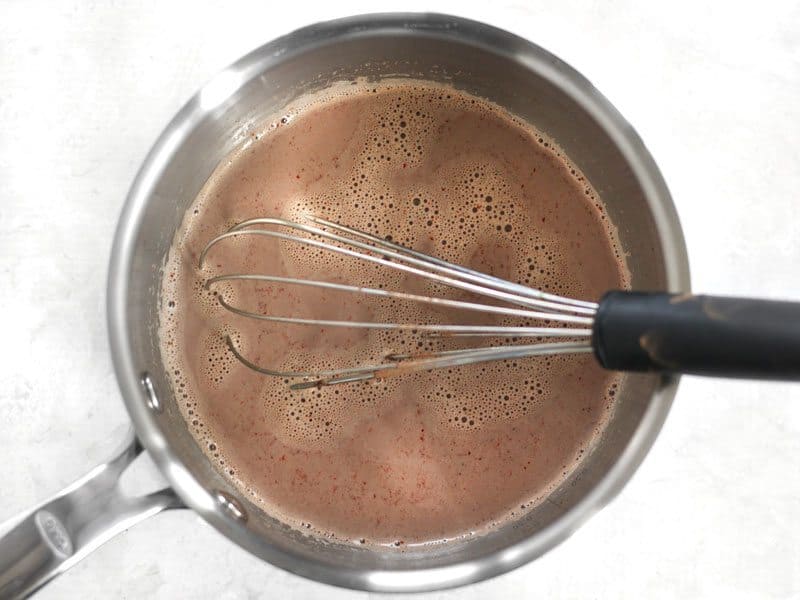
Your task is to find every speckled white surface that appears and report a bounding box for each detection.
[1,1,799,598]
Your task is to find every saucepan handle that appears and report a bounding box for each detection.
[592,291,800,380]
[0,428,183,599]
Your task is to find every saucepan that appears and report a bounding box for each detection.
[0,13,689,597]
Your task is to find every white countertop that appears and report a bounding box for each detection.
[2,1,799,598]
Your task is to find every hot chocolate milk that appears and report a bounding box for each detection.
[160,81,629,547]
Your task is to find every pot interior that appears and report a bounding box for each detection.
[116,15,686,590]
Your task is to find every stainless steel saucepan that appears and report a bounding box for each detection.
[0,13,689,597]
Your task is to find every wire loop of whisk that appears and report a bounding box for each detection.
[200,216,598,389]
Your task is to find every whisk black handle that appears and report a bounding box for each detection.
[592,291,800,380]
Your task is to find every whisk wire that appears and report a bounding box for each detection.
[224,335,593,390]
[200,217,596,315]
[309,216,598,311]
[217,293,591,336]
[201,217,598,388]
[206,273,593,325]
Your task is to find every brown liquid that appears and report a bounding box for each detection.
[160,81,628,547]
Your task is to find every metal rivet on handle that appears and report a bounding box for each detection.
[214,490,248,522]
[140,373,162,413]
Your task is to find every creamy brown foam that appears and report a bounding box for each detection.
[160,81,629,547]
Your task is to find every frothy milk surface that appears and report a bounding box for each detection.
[160,81,629,547]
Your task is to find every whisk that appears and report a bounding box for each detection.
[199,216,800,389]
